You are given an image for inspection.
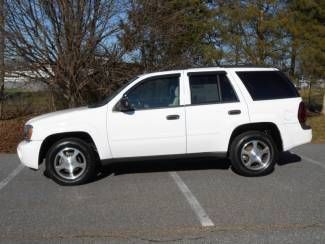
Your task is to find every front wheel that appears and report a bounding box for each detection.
[229,131,278,176]
[46,138,97,185]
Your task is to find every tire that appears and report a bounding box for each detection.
[46,138,97,185]
[229,131,278,176]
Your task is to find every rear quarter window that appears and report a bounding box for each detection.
[236,71,299,100]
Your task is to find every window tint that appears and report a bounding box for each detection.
[190,75,220,104]
[189,73,238,105]
[219,75,238,102]
[127,75,179,110]
[236,71,299,100]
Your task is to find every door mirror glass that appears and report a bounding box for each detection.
[118,95,134,112]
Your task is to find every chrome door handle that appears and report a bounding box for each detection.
[166,115,180,120]
[228,110,241,115]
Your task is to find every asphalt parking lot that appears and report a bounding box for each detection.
[0,144,324,243]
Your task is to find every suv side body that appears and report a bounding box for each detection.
[17,67,312,184]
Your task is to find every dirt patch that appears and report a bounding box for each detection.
[0,116,33,153]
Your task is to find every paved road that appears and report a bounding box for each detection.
[0,144,324,243]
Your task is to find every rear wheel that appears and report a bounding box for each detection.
[46,138,97,185]
[230,131,278,176]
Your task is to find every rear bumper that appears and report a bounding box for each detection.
[281,124,312,151]
[17,140,42,169]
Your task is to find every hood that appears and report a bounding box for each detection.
[27,107,90,125]
[25,105,107,141]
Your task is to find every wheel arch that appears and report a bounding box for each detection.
[228,122,283,156]
[38,131,98,165]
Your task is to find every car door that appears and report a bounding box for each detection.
[185,71,249,154]
[107,73,186,158]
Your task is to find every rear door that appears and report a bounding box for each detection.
[184,71,249,153]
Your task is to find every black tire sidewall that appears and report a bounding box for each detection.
[46,138,96,185]
[230,131,278,176]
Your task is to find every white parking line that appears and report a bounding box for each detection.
[169,171,214,227]
[300,155,325,170]
[0,164,24,191]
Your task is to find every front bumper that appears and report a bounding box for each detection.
[17,140,42,169]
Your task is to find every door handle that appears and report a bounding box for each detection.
[166,115,180,120]
[228,110,241,115]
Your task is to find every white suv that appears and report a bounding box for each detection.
[17,67,312,185]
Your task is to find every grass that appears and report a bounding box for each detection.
[5,88,33,94]
[307,115,325,143]
[300,88,324,111]
[300,88,325,142]
[2,91,52,120]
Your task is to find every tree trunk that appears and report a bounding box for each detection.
[256,7,265,65]
[289,39,297,79]
[49,87,56,112]
[307,81,312,106]
[322,92,325,115]
[0,0,4,120]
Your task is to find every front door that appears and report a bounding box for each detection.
[107,74,186,158]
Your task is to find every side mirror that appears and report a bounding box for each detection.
[118,95,134,112]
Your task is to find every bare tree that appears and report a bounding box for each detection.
[5,0,119,107]
[0,0,4,118]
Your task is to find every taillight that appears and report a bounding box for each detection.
[298,102,307,124]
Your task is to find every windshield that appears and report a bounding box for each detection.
[88,76,139,108]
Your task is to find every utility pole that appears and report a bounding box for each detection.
[0,0,4,119]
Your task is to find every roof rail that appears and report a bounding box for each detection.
[146,65,275,74]
[210,64,272,68]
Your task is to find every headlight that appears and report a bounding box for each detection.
[23,125,33,140]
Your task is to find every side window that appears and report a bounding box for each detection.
[236,71,299,100]
[219,74,239,103]
[127,75,180,110]
[189,74,220,104]
[189,73,238,105]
